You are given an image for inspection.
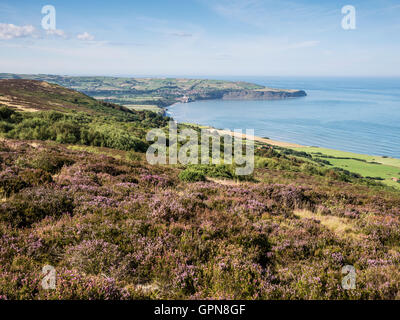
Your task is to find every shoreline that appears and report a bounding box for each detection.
[177,121,400,188]
[213,128,304,148]
[167,102,400,161]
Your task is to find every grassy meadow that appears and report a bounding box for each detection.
[293,147,400,189]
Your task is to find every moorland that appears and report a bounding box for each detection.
[0,78,399,300]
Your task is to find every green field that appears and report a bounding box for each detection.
[293,146,400,188]
[124,104,163,114]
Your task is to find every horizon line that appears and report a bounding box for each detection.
[1,72,400,79]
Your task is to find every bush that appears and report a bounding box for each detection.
[127,151,142,161]
[0,168,27,196]
[81,124,149,152]
[186,164,234,179]
[0,106,19,121]
[30,152,74,174]
[179,169,206,182]
[19,168,53,186]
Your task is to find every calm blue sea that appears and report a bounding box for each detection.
[167,77,400,158]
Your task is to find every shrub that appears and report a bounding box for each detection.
[0,168,27,196]
[186,164,234,179]
[0,106,19,122]
[179,169,206,182]
[127,151,142,161]
[0,121,13,133]
[30,152,74,174]
[19,169,53,186]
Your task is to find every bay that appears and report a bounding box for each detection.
[167,77,400,158]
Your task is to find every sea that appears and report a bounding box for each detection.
[167,77,400,158]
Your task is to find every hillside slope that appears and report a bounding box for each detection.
[0,79,134,116]
[1,137,400,300]
[0,80,399,300]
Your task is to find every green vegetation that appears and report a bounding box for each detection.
[293,147,400,188]
[179,164,243,182]
[124,105,163,114]
[0,106,168,152]
[178,168,206,182]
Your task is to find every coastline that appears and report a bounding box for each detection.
[177,120,400,189]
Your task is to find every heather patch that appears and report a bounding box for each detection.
[0,186,74,227]
[0,139,400,299]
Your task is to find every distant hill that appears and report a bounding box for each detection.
[0,74,307,109]
[0,79,135,116]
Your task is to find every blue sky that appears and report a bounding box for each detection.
[0,0,399,77]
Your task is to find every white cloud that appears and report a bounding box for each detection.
[0,23,35,40]
[77,32,94,41]
[46,29,67,38]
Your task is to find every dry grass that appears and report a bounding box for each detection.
[0,96,39,112]
[294,209,362,240]
[207,177,241,186]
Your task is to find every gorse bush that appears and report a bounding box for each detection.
[182,164,256,181]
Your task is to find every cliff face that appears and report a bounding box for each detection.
[222,89,307,100]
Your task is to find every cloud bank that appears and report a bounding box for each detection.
[0,23,35,40]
